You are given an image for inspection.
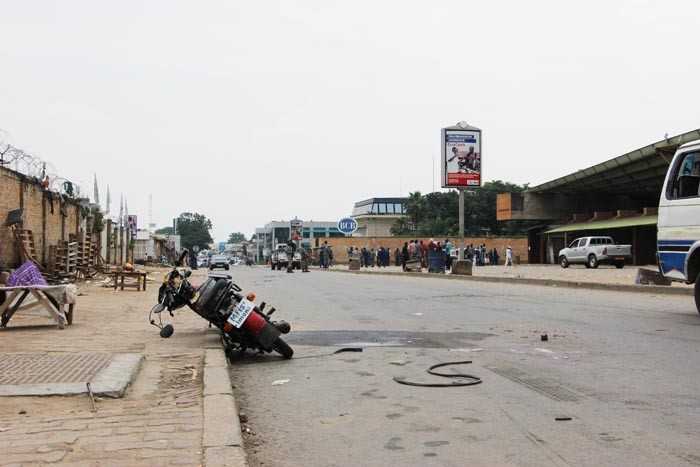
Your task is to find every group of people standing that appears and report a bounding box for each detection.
[348,241,515,271]
[464,243,500,266]
[400,239,455,271]
[348,246,392,268]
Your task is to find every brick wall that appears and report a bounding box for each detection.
[0,166,84,268]
[0,169,22,266]
[317,236,528,264]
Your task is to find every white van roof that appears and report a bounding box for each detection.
[678,139,700,150]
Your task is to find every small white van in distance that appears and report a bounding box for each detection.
[657,139,700,313]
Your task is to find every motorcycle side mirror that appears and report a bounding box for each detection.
[160,324,174,338]
[184,270,192,278]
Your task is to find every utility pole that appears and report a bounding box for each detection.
[458,188,465,259]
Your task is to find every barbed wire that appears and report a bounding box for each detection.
[0,138,84,198]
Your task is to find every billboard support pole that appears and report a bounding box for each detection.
[458,188,465,260]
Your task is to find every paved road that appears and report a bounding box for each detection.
[229,267,700,467]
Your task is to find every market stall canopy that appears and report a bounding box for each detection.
[545,215,658,234]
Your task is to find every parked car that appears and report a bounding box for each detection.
[657,138,700,313]
[209,254,230,270]
[271,246,289,270]
[558,236,631,269]
[291,251,302,270]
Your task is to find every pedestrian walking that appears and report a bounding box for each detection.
[505,245,513,268]
[394,248,400,266]
[401,242,409,271]
[319,242,327,269]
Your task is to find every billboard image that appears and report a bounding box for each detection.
[442,127,481,188]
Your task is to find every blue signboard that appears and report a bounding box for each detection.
[337,217,358,235]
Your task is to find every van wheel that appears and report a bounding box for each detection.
[695,273,700,315]
[559,256,569,268]
[588,254,599,269]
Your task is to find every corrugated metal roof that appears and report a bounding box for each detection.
[528,129,700,195]
[545,215,657,234]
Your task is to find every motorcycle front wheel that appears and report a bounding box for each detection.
[272,337,294,359]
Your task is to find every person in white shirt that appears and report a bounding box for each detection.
[505,246,513,268]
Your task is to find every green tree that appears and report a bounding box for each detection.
[391,181,529,236]
[227,232,247,243]
[174,212,213,250]
[156,226,175,235]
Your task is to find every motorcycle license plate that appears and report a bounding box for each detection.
[227,299,255,328]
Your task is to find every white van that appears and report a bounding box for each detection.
[657,139,700,313]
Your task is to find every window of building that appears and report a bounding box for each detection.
[352,204,372,216]
[668,151,700,199]
[378,203,386,214]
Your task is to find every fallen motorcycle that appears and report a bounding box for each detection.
[149,268,293,359]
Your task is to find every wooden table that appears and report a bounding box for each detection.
[0,285,75,329]
[112,271,148,291]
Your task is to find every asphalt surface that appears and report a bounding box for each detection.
[227,266,700,467]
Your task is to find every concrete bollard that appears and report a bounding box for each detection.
[451,260,472,276]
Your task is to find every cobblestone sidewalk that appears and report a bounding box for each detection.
[0,268,241,467]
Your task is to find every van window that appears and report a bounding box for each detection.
[668,151,700,199]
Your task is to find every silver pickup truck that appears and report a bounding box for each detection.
[558,236,631,269]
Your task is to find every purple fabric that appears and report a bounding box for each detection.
[7,261,47,287]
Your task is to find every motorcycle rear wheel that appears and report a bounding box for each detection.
[272,337,294,359]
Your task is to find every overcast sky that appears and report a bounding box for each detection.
[1,1,698,242]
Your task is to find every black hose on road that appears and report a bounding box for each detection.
[393,360,482,387]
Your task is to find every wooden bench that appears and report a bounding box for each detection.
[0,285,75,329]
[112,271,148,291]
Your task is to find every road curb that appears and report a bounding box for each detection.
[328,269,693,296]
[203,348,248,467]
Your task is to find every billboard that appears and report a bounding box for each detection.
[441,125,482,188]
[290,219,303,242]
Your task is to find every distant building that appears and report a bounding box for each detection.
[133,229,181,263]
[254,220,344,262]
[351,197,408,237]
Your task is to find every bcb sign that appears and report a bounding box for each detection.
[337,217,358,235]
